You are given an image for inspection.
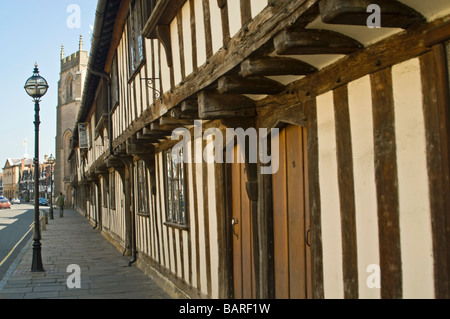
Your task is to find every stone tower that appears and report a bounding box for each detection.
[54,36,88,206]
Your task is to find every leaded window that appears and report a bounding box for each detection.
[137,160,150,215]
[164,148,188,226]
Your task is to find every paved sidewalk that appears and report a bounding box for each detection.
[0,209,171,299]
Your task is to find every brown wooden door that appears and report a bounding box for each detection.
[232,144,256,299]
[272,124,311,299]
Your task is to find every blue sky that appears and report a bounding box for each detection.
[0,0,98,172]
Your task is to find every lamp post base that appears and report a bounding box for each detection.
[31,240,44,272]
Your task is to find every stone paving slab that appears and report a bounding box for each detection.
[0,209,171,299]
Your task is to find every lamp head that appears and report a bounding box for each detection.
[24,63,49,101]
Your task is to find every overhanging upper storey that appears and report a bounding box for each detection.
[142,0,187,39]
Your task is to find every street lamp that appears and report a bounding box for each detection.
[24,63,49,272]
[47,154,55,220]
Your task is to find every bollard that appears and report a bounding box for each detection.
[41,217,46,231]
[40,211,47,231]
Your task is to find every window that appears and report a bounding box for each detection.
[109,171,116,209]
[102,176,108,208]
[128,0,145,74]
[164,148,188,227]
[136,160,150,215]
[66,75,73,101]
[78,123,89,149]
[111,54,119,107]
[90,184,95,204]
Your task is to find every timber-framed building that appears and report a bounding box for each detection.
[67,0,450,299]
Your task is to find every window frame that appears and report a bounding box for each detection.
[127,0,146,77]
[102,176,108,208]
[109,171,116,210]
[66,74,73,102]
[110,52,119,109]
[136,160,150,216]
[163,147,189,230]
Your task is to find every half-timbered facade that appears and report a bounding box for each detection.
[69,0,450,299]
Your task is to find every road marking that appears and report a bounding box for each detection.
[0,218,18,225]
[0,222,34,268]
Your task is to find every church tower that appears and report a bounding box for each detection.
[54,36,88,206]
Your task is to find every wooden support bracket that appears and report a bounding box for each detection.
[150,122,180,132]
[319,0,424,28]
[126,139,155,156]
[218,75,286,95]
[170,106,199,119]
[274,29,363,55]
[143,126,172,137]
[159,116,193,127]
[241,56,317,77]
[181,98,199,112]
[106,157,125,169]
[198,91,255,119]
[136,132,162,143]
[156,25,173,67]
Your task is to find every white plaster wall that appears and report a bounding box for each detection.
[392,58,434,299]
[206,135,219,299]
[195,137,208,295]
[182,2,194,76]
[194,0,207,67]
[317,91,344,299]
[209,0,223,54]
[228,0,242,38]
[171,16,182,85]
[251,0,267,19]
[348,75,380,299]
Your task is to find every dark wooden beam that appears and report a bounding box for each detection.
[170,107,199,119]
[126,139,156,156]
[159,116,193,127]
[198,91,255,119]
[155,25,173,67]
[106,157,125,169]
[425,21,450,47]
[274,29,363,55]
[142,0,186,38]
[218,75,286,95]
[136,132,163,143]
[94,167,109,175]
[142,126,172,137]
[319,0,424,29]
[150,122,180,131]
[241,56,317,77]
[181,98,199,112]
[115,143,127,155]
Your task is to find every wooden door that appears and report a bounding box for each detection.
[232,144,256,299]
[272,124,311,299]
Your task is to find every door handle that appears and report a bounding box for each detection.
[232,218,239,240]
[306,228,311,247]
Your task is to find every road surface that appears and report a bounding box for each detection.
[0,204,43,282]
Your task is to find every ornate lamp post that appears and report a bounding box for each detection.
[24,63,49,272]
[47,154,55,220]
